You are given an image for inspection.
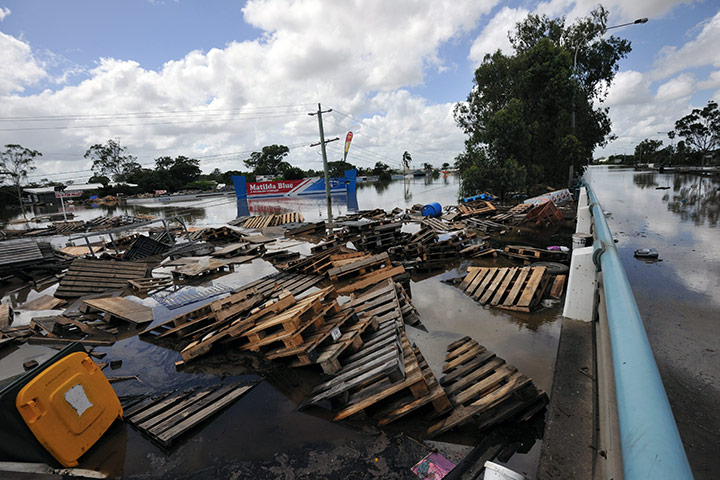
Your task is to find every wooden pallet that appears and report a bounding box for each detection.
[81,297,154,325]
[0,304,13,330]
[351,279,404,328]
[299,325,406,410]
[457,201,496,217]
[54,258,148,298]
[502,245,567,263]
[549,274,567,299]
[309,313,379,373]
[122,381,258,447]
[284,221,327,239]
[335,265,406,294]
[20,295,66,311]
[374,347,452,425]
[327,252,392,283]
[332,330,439,421]
[427,337,547,437]
[243,212,304,229]
[457,266,551,312]
[128,276,173,293]
[421,217,453,233]
[171,258,232,279]
[240,287,337,352]
[490,203,533,223]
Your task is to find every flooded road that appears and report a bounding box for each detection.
[1,174,564,479]
[586,166,720,479]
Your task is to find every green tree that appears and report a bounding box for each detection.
[282,166,305,180]
[372,161,392,181]
[422,162,433,171]
[327,160,356,178]
[441,162,450,170]
[244,145,290,177]
[672,100,720,162]
[155,156,201,190]
[634,139,663,164]
[454,7,630,195]
[0,144,41,216]
[85,139,139,181]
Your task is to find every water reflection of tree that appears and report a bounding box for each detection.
[633,172,658,189]
[664,175,720,226]
[373,180,391,194]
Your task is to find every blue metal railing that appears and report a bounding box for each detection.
[585,183,693,479]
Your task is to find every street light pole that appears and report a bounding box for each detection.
[571,17,648,133]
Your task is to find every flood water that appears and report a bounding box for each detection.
[1,174,566,479]
[586,166,720,479]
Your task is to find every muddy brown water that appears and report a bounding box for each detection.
[587,166,720,479]
[2,175,568,479]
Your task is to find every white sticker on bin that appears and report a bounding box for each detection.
[64,384,93,417]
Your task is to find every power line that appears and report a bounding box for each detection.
[0,103,316,121]
[0,112,305,132]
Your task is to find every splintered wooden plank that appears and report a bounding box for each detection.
[490,267,518,305]
[503,268,530,306]
[479,268,510,304]
[516,267,547,308]
[82,297,154,324]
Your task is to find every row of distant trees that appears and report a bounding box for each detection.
[606,100,720,166]
[0,140,417,207]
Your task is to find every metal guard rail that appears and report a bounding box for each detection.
[585,183,693,479]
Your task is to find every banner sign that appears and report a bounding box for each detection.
[343,131,353,161]
[55,191,83,198]
[233,170,357,200]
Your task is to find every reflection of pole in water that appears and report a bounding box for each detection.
[404,176,412,202]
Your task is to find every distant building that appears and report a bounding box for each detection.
[23,182,136,205]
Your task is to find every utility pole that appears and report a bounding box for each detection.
[309,103,339,222]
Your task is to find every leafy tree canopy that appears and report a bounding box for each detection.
[634,139,663,163]
[672,100,720,156]
[327,160,356,178]
[85,139,139,182]
[244,144,291,177]
[454,6,631,195]
[1,144,41,214]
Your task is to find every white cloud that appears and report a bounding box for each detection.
[605,70,652,106]
[696,70,720,92]
[0,0,495,178]
[651,10,720,80]
[469,6,529,65]
[0,7,10,21]
[536,0,695,24]
[0,32,46,95]
[655,73,696,101]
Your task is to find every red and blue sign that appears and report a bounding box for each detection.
[232,170,357,200]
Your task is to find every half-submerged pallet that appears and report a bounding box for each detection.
[427,337,547,438]
[54,258,149,298]
[457,266,551,312]
[327,252,393,283]
[121,381,258,447]
[301,328,450,423]
[81,297,154,326]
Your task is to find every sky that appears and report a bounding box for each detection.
[0,0,719,186]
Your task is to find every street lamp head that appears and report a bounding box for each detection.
[634,18,649,24]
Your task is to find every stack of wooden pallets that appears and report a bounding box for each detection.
[356,222,407,253]
[427,337,547,437]
[456,266,551,312]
